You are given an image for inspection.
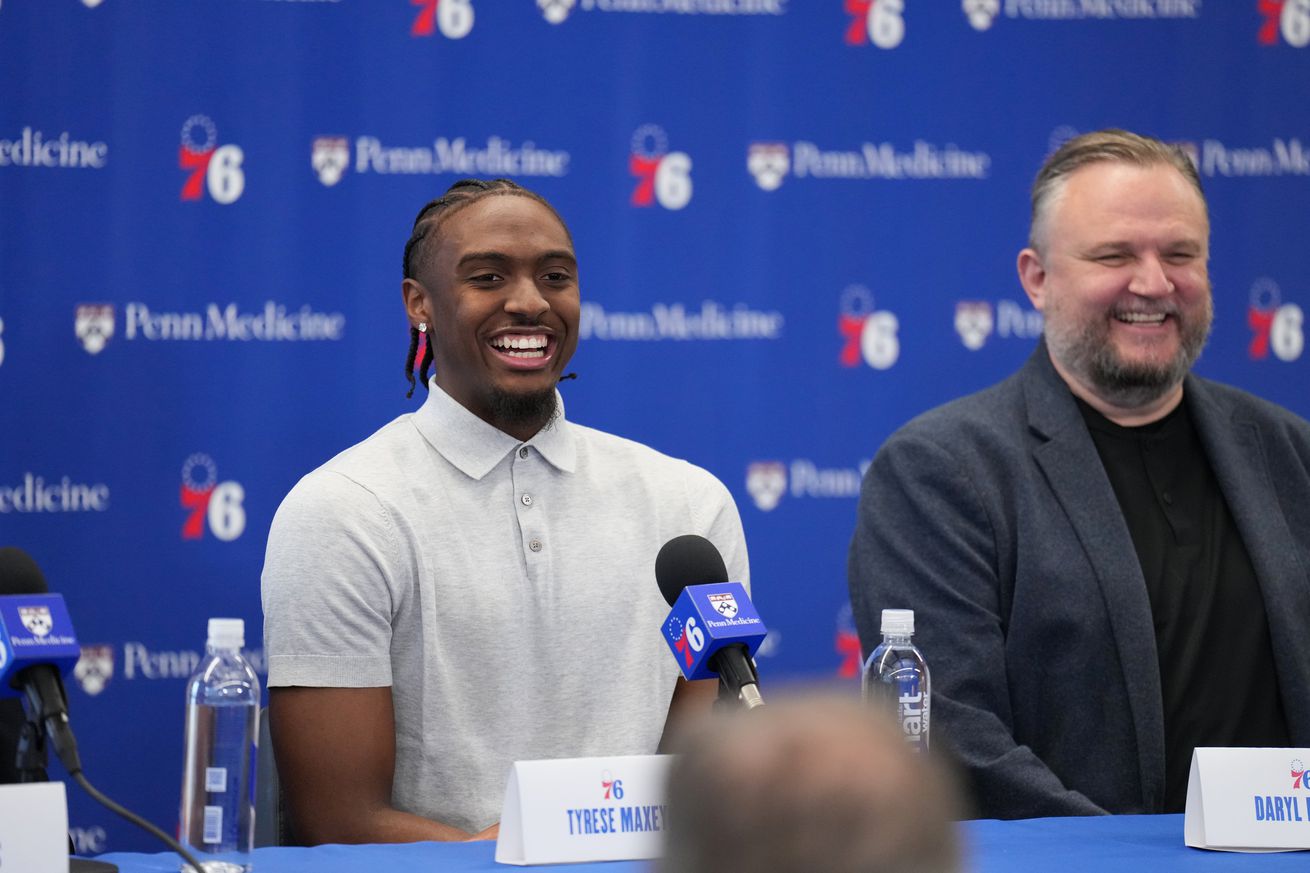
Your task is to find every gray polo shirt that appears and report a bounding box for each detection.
[261,382,749,833]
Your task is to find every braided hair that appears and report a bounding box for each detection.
[402,178,572,397]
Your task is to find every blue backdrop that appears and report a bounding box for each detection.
[2,0,1308,853]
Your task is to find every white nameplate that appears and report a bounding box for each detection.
[1184,747,1310,852]
[0,781,70,872]
[495,754,671,866]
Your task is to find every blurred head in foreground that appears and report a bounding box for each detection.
[660,693,963,873]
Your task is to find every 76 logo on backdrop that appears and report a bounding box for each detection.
[179,115,245,204]
[1248,278,1305,362]
[630,125,693,211]
[180,454,246,542]
[844,0,906,49]
[1259,0,1310,47]
[410,0,474,38]
[838,285,900,370]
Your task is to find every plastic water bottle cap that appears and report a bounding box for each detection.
[207,617,245,650]
[880,609,914,635]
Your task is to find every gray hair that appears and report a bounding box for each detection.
[1028,128,1206,251]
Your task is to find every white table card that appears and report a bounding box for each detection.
[0,781,70,873]
[1184,747,1310,852]
[495,754,671,865]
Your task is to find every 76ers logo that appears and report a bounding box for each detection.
[1259,0,1310,47]
[844,0,906,49]
[181,453,247,542]
[601,770,625,800]
[630,125,693,211]
[665,615,705,669]
[1294,759,1307,789]
[410,0,474,39]
[839,285,900,370]
[179,115,245,204]
[1248,278,1305,362]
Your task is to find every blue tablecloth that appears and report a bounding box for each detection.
[94,815,1308,872]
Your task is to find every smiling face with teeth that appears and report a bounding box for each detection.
[403,193,580,440]
[1018,160,1212,425]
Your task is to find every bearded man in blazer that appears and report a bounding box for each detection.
[848,129,1310,819]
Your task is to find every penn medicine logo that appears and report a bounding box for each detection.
[1248,278,1305,362]
[955,299,1043,350]
[74,645,115,696]
[181,454,246,542]
[74,302,345,345]
[963,0,1000,30]
[410,0,475,38]
[75,304,115,354]
[539,0,575,23]
[542,0,784,23]
[630,125,692,210]
[745,462,787,512]
[968,0,1199,27]
[179,115,245,204]
[838,285,899,370]
[708,592,739,619]
[312,136,349,186]
[955,302,994,350]
[0,127,107,169]
[745,459,870,512]
[748,143,790,191]
[19,606,53,637]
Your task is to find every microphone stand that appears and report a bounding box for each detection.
[713,645,765,711]
[16,718,50,783]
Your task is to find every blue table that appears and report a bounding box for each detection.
[95,815,1308,872]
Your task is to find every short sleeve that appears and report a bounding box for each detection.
[261,470,401,688]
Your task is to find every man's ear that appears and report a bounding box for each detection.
[402,278,431,327]
[1017,248,1048,312]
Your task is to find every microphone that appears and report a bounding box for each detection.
[655,534,767,710]
[0,548,203,873]
[0,547,83,774]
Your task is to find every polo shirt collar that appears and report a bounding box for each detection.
[413,380,577,479]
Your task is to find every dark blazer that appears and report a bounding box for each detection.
[848,343,1310,819]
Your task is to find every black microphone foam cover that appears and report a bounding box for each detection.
[0,547,49,595]
[654,534,728,606]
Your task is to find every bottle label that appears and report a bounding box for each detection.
[203,805,223,844]
[204,766,227,792]
[894,669,928,750]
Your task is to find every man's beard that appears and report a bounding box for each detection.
[487,386,559,434]
[1045,295,1213,409]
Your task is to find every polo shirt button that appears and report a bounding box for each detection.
[521,493,533,506]
[519,447,530,459]
[529,539,543,552]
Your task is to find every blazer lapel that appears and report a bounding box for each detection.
[1022,347,1166,810]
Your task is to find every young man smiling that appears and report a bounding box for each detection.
[262,179,747,844]
[849,130,1310,819]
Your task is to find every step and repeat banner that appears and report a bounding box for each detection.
[2,0,1308,853]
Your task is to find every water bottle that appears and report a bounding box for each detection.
[863,608,930,751]
[178,618,261,873]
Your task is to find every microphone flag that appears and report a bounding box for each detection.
[661,581,766,682]
[0,594,81,696]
